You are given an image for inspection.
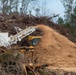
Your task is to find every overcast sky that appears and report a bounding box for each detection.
[48,0,65,17]
[39,0,65,17]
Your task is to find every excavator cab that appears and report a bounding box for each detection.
[28,36,42,46]
[20,36,42,53]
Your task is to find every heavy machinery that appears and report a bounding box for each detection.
[9,26,38,45]
[0,26,42,52]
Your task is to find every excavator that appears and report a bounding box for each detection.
[0,26,42,53]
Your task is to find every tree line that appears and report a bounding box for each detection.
[57,0,76,39]
[0,0,38,15]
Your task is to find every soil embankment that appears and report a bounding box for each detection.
[35,25,76,68]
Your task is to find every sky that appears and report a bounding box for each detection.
[47,0,65,17]
[39,0,65,17]
[0,0,65,18]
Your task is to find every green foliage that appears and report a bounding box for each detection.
[60,0,74,22]
[57,17,64,24]
[64,22,74,34]
[65,22,71,28]
[61,0,76,38]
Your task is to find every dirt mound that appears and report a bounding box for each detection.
[35,25,76,67]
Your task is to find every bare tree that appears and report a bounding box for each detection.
[9,0,15,13]
[36,0,51,17]
[1,0,8,14]
[14,0,19,13]
[21,0,38,15]
[8,0,19,14]
[0,0,38,14]
[0,0,19,14]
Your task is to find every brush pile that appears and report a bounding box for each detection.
[0,14,76,75]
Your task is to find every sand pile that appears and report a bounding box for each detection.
[35,25,76,67]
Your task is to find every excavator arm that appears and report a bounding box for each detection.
[9,26,37,45]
